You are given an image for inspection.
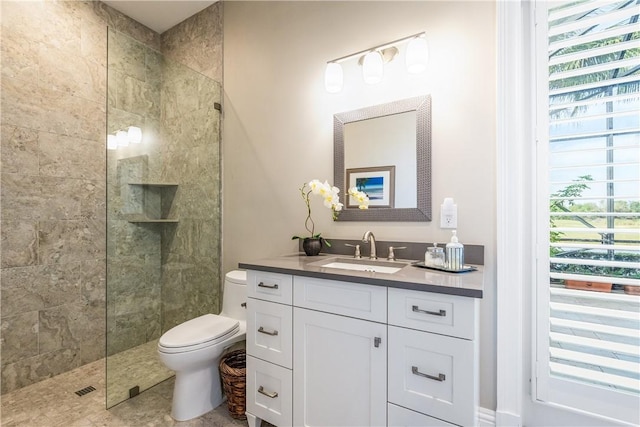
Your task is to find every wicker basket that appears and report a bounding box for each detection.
[219,349,247,420]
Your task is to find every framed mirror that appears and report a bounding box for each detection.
[334,95,431,221]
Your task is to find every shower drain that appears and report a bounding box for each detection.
[74,385,96,397]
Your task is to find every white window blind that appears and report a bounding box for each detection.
[536,0,640,424]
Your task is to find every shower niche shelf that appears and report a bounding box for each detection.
[127,182,179,187]
[127,218,180,224]
[126,182,179,223]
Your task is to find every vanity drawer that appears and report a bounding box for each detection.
[388,288,476,340]
[247,270,293,305]
[247,298,293,369]
[388,326,476,427]
[246,355,292,427]
[293,276,386,323]
[388,403,457,427]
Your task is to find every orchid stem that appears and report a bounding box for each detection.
[300,185,315,237]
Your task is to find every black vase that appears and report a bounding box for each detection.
[302,238,322,256]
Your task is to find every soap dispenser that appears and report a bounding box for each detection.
[445,230,464,270]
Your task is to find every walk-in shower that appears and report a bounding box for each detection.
[106,29,222,407]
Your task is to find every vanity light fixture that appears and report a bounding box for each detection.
[324,62,343,93]
[362,50,385,84]
[324,31,427,93]
[405,35,429,74]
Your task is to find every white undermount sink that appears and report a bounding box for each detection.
[309,257,408,274]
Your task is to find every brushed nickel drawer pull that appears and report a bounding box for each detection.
[412,366,446,382]
[258,326,279,336]
[258,282,279,289]
[412,305,446,317]
[258,386,278,398]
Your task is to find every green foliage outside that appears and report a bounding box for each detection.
[549,176,640,280]
[548,172,640,279]
[549,175,594,255]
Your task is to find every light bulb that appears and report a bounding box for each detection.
[324,62,343,93]
[406,36,428,74]
[107,134,117,150]
[128,126,142,144]
[116,130,129,147]
[362,51,384,84]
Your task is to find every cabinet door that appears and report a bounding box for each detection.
[293,308,387,427]
[246,355,292,427]
[388,326,477,427]
[247,298,293,368]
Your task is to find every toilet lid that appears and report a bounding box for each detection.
[159,314,240,349]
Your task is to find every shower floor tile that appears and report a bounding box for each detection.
[105,339,173,408]
[0,359,248,427]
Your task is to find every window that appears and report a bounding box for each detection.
[535,1,640,424]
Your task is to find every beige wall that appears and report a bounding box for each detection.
[223,0,497,409]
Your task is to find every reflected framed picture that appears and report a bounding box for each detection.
[346,166,395,208]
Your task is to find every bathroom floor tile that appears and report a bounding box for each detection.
[0,358,248,427]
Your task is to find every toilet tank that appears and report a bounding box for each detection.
[220,270,247,321]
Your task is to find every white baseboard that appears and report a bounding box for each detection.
[478,407,497,427]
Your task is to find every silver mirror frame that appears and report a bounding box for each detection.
[334,95,431,221]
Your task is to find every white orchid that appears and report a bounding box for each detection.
[292,179,369,246]
[308,179,323,194]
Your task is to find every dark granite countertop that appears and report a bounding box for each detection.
[239,253,483,298]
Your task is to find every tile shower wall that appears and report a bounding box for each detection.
[0,0,223,394]
[159,2,223,331]
[106,29,164,356]
[106,27,222,351]
[161,3,223,83]
[158,60,222,332]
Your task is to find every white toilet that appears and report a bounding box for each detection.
[158,270,247,421]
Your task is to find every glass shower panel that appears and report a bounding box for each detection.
[106,29,222,408]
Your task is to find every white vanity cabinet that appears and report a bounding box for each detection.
[387,287,479,427]
[244,269,479,427]
[246,271,294,427]
[293,276,388,427]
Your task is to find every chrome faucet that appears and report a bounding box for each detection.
[362,231,377,259]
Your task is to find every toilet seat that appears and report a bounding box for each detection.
[226,270,246,285]
[158,314,240,354]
